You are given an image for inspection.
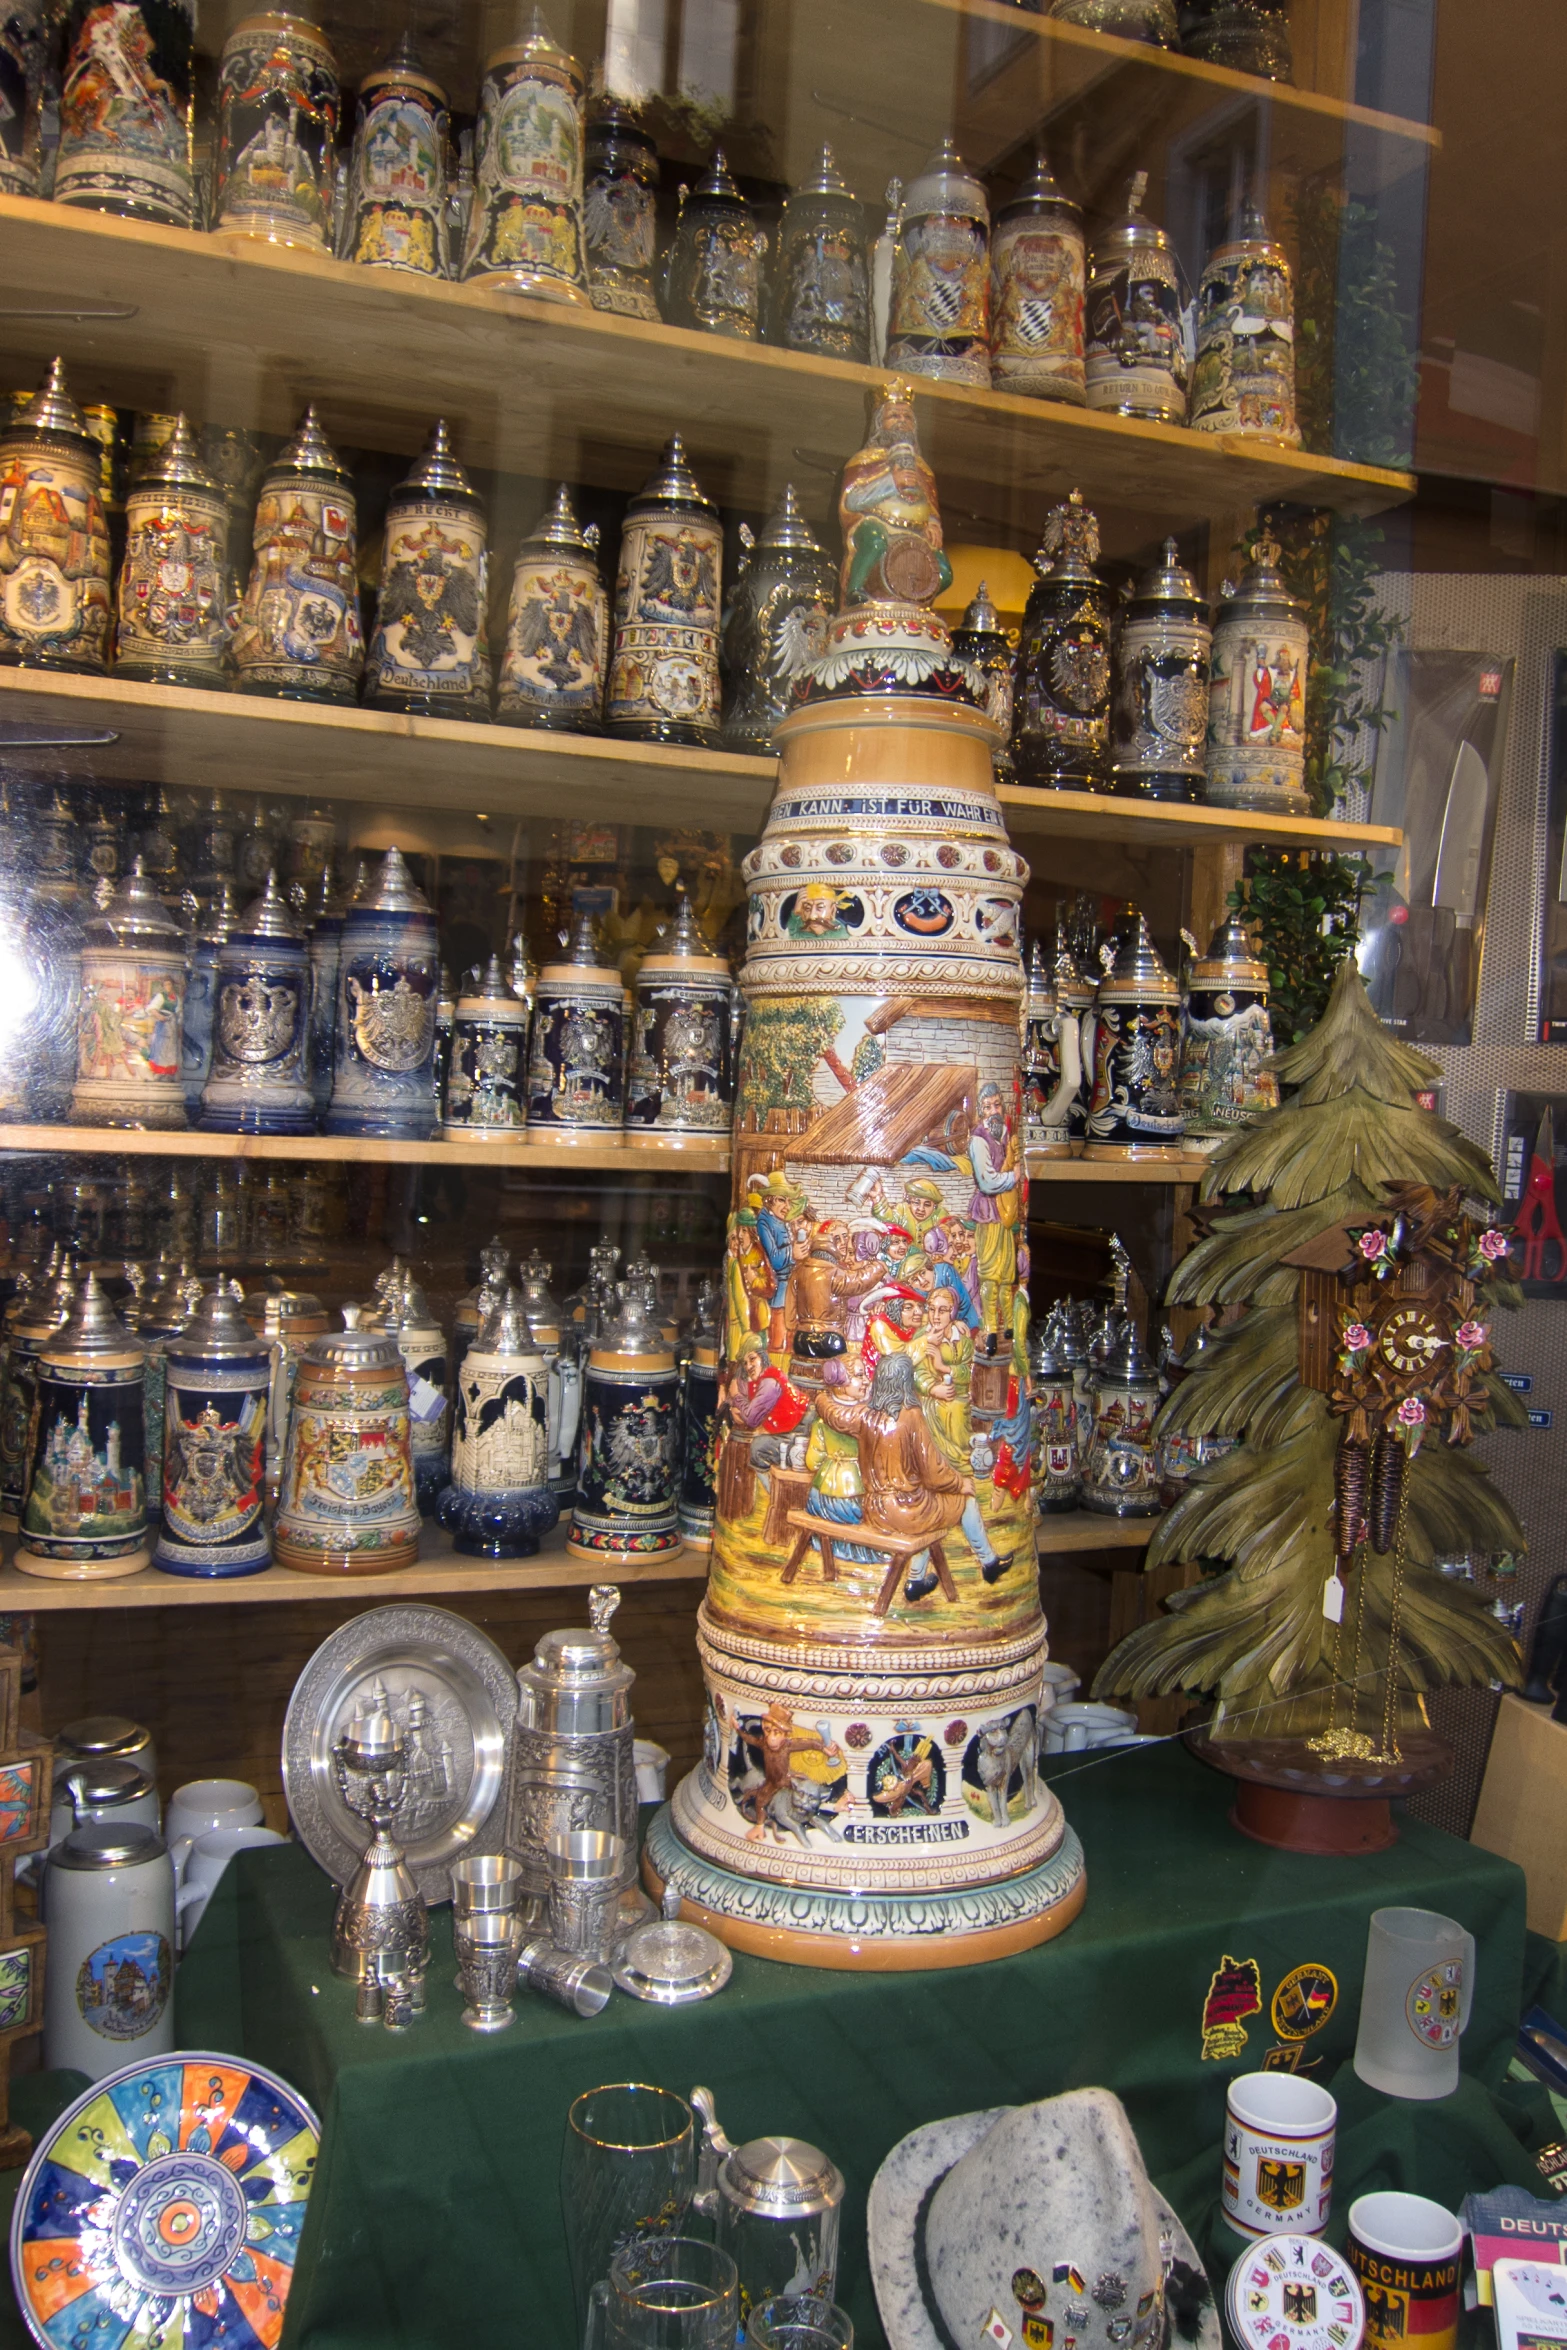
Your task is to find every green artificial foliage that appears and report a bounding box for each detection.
[1095,962,1524,1745]
[1228,849,1370,1045]
[1292,173,1419,470]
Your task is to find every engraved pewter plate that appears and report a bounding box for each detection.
[11,2052,319,2350]
[282,1605,517,1904]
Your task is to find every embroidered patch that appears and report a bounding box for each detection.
[1271,1963,1339,2043]
[1201,1952,1262,2060]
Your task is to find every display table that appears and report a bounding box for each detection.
[133,1742,1553,2349]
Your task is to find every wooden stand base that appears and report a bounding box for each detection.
[1186,1728,1453,1855]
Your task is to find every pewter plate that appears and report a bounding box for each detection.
[282,1605,518,1905]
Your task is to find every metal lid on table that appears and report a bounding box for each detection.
[613,1915,733,2004]
[58,1714,149,1760]
[58,1758,156,1811]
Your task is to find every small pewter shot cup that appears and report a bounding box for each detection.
[454,1907,522,2031]
[546,1828,625,1962]
[451,1852,525,1914]
[519,1931,613,2017]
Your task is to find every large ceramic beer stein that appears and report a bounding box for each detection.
[274,1315,420,1573]
[231,407,363,703]
[325,848,440,1140]
[525,913,626,1143]
[989,149,1085,403]
[462,13,589,304]
[53,0,195,226]
[719,488,835,757]
[1111,539,1210,804]
[1012,491,1112,792]
[606,437,723,745]
[153,1283,271,1576]
[583,91,661,320]
[770,144,869,362]
[199,871,314,1135]
[664,151,767,341]
[568,1288,683,1563]
[887,140,989,386]
[440,1285,556,1558]
[43,1823,176,2079]
[0,1254,76,1532]
[1179,916,1279,1140]
[0,360,113,674]
[114,415,232,687]
[1081,911,1185,1159]
[1206,533,1310,815]
[339,34,450,278]
[213,7,339,251]
[443,956,529,1140]
[496,485,607,731]
[1085,174,1189,423]
[15,1275,151,1581]
[365,422,491,720]
[626,895,735,1143]
[1192,199,1299,446]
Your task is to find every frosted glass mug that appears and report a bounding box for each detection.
[1353,1906,1475,2099]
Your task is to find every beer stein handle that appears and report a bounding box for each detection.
[1458,1931,1476,2033]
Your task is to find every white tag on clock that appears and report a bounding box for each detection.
[1323,1573,1345,1624]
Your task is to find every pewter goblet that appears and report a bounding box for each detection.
[547,1827,626,1962]
[454,1907,521,2032]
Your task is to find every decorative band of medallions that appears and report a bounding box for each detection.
[747,839,1027,885]
[651,1802,1085,1942]
[671,1764,1066,1894]
[741,960,1024,1003]
[696,1603,1050,1694]
[695,1597,1043,1691]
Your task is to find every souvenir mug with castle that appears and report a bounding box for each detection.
[650,380,1085,1968]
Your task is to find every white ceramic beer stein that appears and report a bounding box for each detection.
[43,1823,176,2080]
[175,1823,287,1950]
[164,1777,264,1875]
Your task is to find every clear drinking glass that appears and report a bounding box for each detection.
[748,2295,854,2350]
[585,2237,738,2350]
[563,2085,698,2346]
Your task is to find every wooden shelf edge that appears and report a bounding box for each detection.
[0,1124,731,1171]
[1037,1514,1160,1553]
[1025,1153,1214,1181]
[0,195,1415,513]
[998,780,1401,850]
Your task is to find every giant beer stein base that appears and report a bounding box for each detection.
[644,1800,1086,1971]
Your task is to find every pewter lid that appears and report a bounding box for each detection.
[397,417,476,504]
[523,482,600,559]
[690,147,747,208]
[59,1758,156,1811]
[1219,530,1304,621]
[89,856,182,946]
[235,869,303,942]
[690,1276,719,1345]
[362,28,445,101]
[613,1915,733,2004]
[524,1587,634,1697]
[58,1714,149,1759]
[722,2134,845,2217]
[271,404,351,489]
[45,1271,139,1361]
[786,142,856,206]
[195,879,243,949]
[1193,915,1268,990]
[955,579,1006,640]
[1052,921,1093,1001]
[246,1286,327,1337]
[755,483,824,555]
[541,909,619,985]
[51,1822,167,1871]
[903,137,987,224]
[1034,490,1101,583]
[586,85,656,152]
[1129,537,1205,618]
[302,1312,403,1373]
[171,1281,269,1362]
[1095,169,1169,263]
[472,1283,541,1359]
[456,953,520,1011]
[1100,907,1176,995]
[631,434,715,518]
[1211,194,1281,261]
[593,1284,671,1362]
[639,890,722,979]
[997,147,1080,227]
[389,1274,443,1342]
[1030,1314,1069,1378]
[1097,1317,1158,1388]
[354,845,432,917]
[507,5,579,76]
[15,356,92,449]
[133,412,222,497]
[1024,935,1055,1005]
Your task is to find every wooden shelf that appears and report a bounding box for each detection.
[0,674,1401,862]
[0,1507,1149,1607]
[0,1123,731,1172]
[0,198,1412,541]
[1025,1151,1214,1181]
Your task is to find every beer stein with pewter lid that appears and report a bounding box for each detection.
[1086,173,1189,424]
[516,1250,582,1505]
[770,144,869,362]
[664,150,767,341]
[0,1252,76,1532]
[989,149,1085,404]
[16,1274,150,1581]
[365,422,491,721]
[1081,910,1184,1160]
[568,1285,682,1565]
[326,848,440,1140]
[525,913,626,1142]
[1012,491,1111,792]
[0,360,112,674]
[886,139,989,387]
[678,1280,721,1547]
[443,956,529,1141]
[1180,915,1279,1140]
[606,437,723,745]
[153,1282,270,1577]
[462,12,589,305]
[54,0,195,227]
[440,1285,556,1558]
[274,1312,420,1573]
[691,2087,845,2314]
[1083,1319,1163,1518]
[71,860,188,1131]
[231,408,363,703]
[1205,531,1309,814]
[583,88,660,320]
[626,894,735,1143]
[951,579,1016,781]
[339,34,450,278]
[114,416,232,689]
[506,1583,638,1902]
[200,871,314,1135]
[213,8,339,252]
[1192,198,1299,446]
[497,485,607,732]
[1111,538,1210,804]
[720,487,834,756]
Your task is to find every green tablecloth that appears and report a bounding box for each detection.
[143,1742,1555,2350]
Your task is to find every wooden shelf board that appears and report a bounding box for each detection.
[1025,1152,1213,1181]
[0,1508,1152,1607]
[0,1124,732,1172]
[0,199,1413,533]
[997,780,1400,850]
[0,675,1402,860]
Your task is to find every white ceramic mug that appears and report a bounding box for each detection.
[164,1778,264,1876]
[634,1740,670,1802]
[1223,2071,1337,2238]
[44,1823,176,2080]
[1041,1701,1138,1754]
[175,1824,287,1951]
[1353,1906,1475,2100]
[1040,1662,1081,1713]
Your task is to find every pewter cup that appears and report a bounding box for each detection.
[519,1931,614,2016]
[548,1828,626,1962]
[452,1851,526,1914]
[455,1907,521,2032]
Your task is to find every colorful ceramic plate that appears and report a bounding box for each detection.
[282,1602,517,1903]
[1225,2235,1365,2350]
[10,2052,319,2350]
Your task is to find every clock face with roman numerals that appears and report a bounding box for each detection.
[1377,1303,1451,1376]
